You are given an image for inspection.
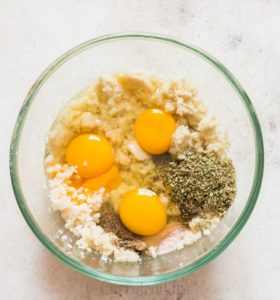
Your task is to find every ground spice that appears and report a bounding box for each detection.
[159,150,236,226]
[99,205,146,251]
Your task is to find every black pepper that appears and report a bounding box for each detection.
[99,205,146,251]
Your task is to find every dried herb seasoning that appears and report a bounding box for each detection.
[99,205,145,251]
[159,150,236,225]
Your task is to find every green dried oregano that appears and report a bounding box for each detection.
[159,150,236,226]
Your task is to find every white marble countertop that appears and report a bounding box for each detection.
[1,1,279,299]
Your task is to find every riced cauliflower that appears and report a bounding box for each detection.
[45,74,228,262]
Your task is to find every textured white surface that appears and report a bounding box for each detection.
[0,0,279,299]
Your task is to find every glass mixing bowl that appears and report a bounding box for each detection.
[10,33,264,285]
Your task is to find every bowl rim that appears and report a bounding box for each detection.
[9,32,264,285]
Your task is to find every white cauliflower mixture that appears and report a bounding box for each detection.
[45,74,229,262]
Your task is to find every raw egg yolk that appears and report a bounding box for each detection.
[119,188,167,236]
[134,108,176,154]
[66,134,114,179]
[83,166,121,192]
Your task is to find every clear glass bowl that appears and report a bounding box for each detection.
[10,33,264,285]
